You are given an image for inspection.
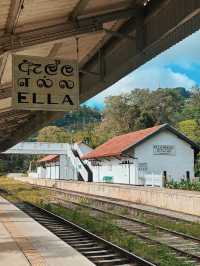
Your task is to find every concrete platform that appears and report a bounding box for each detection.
[0,196,94,266]
[14,177,200,219]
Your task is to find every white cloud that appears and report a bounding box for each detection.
[86,30,200,106]
[149,30,200,69]
[89,67,196,104]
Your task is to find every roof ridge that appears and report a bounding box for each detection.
[109,124,165,139]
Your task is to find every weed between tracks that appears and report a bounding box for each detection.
[74,192,200,240]
[0,177,196,266]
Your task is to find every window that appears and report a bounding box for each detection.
[138,163,148,172]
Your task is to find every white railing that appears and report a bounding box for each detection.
[67,145,88,181]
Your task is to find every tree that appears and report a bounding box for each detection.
[178,119,200,144]
[94,88,185,142]
[181,87,200,122]
[37,126,71,143]
[52,105,102,130]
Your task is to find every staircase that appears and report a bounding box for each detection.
[71,148,93,182]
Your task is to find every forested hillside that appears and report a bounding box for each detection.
[36,87,200,146]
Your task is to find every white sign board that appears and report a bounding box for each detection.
[153,145,175,155]
[12,55,79,111]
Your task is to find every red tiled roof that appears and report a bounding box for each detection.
[38,155,59,163]
[81,124,165,160]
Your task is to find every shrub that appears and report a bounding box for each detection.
[166,180,200,191]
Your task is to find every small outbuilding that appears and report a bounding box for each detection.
[82,124,199,186]
[37,155,60,179]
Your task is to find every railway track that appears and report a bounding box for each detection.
[53,196,200,266]
[33,185,200,223]
[14,200,156,266]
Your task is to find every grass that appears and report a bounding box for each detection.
[0,176,196,266]
[138,214,200,239]
[63,192,200,239]
[43,202,193,266]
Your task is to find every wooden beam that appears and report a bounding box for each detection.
[48,2,91,59]
[80,20,124,68]
[69,0,91,20]
[0,7,136,55]
[0,22,101,56]
[0,109,30,120]
[0,53,8,85]
[48,43,63,57]
[0,86,11,100]
[5,0,24,34]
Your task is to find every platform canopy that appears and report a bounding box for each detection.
[0,0,199,151]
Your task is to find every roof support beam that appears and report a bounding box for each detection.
[80,0,200,101]
[47,1,91,60]
[0,22,101,55]
[48,43,63,57]
[0,8,136,55]
[5,0,24,33]
[0,53,8,85]
[0,87,11,100]
[69,0,91,20]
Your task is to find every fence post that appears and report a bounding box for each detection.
[162,171,167,187]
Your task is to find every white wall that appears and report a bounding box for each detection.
[37,163,60,179]
[37,166,46,178]
[60,155,68,179]
[135,130,194,181]
[92,158,137,184]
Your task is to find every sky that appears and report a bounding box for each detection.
[85,29,200,109]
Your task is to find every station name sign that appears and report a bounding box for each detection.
[153,145,175,155]
[12,55,79,111]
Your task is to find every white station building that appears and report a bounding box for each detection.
[82,124,199,186]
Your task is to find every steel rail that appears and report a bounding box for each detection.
[15,200,156,266]
[52,196,200,265]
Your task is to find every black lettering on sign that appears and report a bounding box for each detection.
[18,92,28,103]
[33,93,44,104]
[18,60,42,75]
[47,94,58,104]
[62,95,74,105]
[37,77,53,88]
[17,77,30,87]
[45,60,60,75]
[59,80,74,89]
[61,64,74,76]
